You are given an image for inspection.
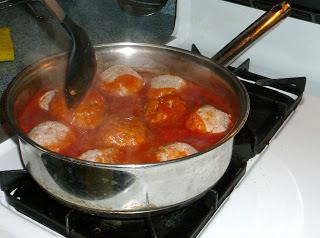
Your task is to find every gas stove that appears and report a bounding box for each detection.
[1,57,303,237]
[1,0,320,237]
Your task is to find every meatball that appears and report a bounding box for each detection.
[144,95,187,126]
[78,148,123,163]
[150,75,186,90]
[155,142,197,162]
[100,118,147,147]
[39,90,56,111]
[28,121,73,153]
[49,90,106,130]
[148,75,186,98]
[185,105,231,133]
[99,65,144,96]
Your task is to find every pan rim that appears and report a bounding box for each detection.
[3,42,250,169]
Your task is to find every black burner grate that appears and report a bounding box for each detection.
[0,156,245,238]
[0,54,306,237]
[228,59,305,159]
[191,44,305,159]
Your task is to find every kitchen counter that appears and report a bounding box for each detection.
[0,0,176,124]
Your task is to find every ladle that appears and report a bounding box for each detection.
[42,0,96,109]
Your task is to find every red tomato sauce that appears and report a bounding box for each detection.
[16,71,236,164]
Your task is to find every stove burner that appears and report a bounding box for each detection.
[192,44,305,159]
[228,59,305,158]
[0,54,306,237]
[0,157,246,238]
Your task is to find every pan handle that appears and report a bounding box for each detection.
[211,1,291,67]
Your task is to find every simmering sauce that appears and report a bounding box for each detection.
[16,68,236,164]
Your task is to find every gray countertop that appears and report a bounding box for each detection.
[0,0,176,124]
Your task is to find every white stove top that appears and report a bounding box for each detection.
[1,0,320,237]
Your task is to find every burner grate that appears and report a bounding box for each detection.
[0,156,246,238]
[228,59,305,158]
[191,44,306,159]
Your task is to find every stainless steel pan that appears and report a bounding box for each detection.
[3,2,290,216]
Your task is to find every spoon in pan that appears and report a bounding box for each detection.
[42,0,96,109]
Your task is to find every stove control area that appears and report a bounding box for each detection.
[223,0,320,24]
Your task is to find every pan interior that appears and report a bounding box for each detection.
[5,43,248,166]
